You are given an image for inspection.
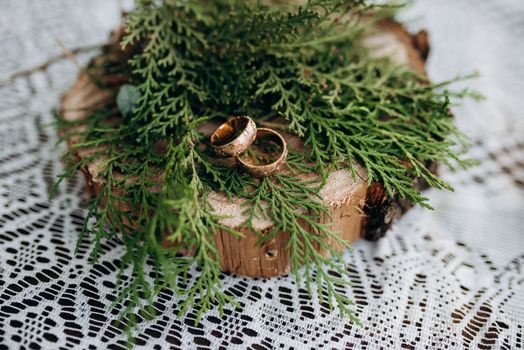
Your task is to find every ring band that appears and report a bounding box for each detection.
[238,128,288,177]
[211,116,257,157]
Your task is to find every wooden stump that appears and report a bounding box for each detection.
[61,20,431,278]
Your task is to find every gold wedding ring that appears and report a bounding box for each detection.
[238,128,288,177]
[211,116,257,157]
[210,117,287,177]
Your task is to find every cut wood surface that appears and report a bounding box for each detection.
[61,20,430,278]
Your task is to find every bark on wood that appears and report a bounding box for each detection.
[60,20,431,278]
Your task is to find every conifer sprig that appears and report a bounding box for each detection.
[53,0,478,339]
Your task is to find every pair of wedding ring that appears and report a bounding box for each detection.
[210,116,287,177]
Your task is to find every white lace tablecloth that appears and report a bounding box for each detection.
[1,1,523,349]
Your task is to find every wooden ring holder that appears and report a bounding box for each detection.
[60,19,432,278]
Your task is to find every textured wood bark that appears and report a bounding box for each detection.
[61,20,431,278]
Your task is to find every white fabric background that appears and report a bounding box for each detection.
[0,0,523,349]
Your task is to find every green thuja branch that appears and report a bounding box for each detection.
[241,156,360,323]
[52,0,479,343]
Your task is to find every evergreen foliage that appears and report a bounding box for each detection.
[54,0,478,339]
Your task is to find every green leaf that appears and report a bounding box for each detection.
[116,84,141,118]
